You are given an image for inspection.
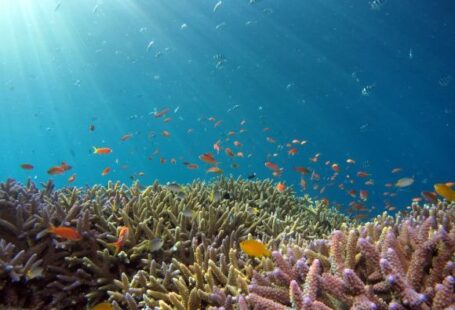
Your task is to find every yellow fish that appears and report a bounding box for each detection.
[91,302,113,310]
[240,240,271,257]
[434,183,455,201]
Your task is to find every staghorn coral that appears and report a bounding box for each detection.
[0,177,349,309]
[246,200,455,309]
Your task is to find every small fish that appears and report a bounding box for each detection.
[294,166,310,174]
[48,225,82,241]
[391,168,402,174]
[213,142,221,154]
[199,153,217,165]
[434,183,455,201]
[167,183,182,193]
[233,141,242,147]
[20,163,34,170]
[331,163,340,173]
[240,240,271,257]
[150,237,164,252]
[207,167,223,174]
[247,173,256,180]
[162,130,171,137]
[120,133,133,141]
[264,161,279,171]
[359,190,368,201]
[92,302,113,310]
[112,226,129,255]
[288,148,298,156]
[89,124,95,132]
[93,147,112,155]
[146,40,155,52]
[214,120,223,128]
[67,174,76,183]
[357,171,370,178]
[47,166,65,175]
[276,182,286,192]
[213,1,222,12]
[421,191,438,204]
[101,167,111,176]
[346,158,356,164]
[154,107,170,118]
[395,177,414,188]
[225,147,235,157]
[60,161,72,171]
[182,206,193,218]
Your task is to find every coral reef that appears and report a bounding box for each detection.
[0,177,348,309]
[246,200,455,309]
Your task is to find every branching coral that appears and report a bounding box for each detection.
[246,201,455,309]
[0,177,348,309]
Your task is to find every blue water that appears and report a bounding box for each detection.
[1,0,454,217]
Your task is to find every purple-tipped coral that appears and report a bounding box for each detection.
[246,200,455,310]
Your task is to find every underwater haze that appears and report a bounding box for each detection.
[1,0,454,218]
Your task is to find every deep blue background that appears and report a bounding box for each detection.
[0,0,454,217]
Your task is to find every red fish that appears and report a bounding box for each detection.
[331,163,340,172]
[112,226,129,254]
[199,153,217,165]
[265,161,279,171]
[225,147,235,157]
[47,166,65,175]
[207,167,223,174]
[288,148,298,156]
[357,171,370,178]
[93,147,112,155]
[294,166,311,174]
[359,190,368,201]
[276,182,286,192]
[20,163,34,170]
[101,167,111,176]
[154,107,170,118]
[48,225,82,241]
[67,174,76,183]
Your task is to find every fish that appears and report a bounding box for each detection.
[391,168,402,174]
[48,225,82,241]
[213,142,221,154]
[266,136,276,143]
[91,302,113,310]
[346,158,356,164]
[199,153,217,165]
[434,183,455,201]
[359,190,368,201]
[225,147,235,157]
[154,107,170,118]
[356,171,370,178]
[47,166,65,175]
[233,141,242,147]
[101,167,111,176]
[120,133,133,141]
[213,1,222,12]
[20,163,34,170]
[167,183,182,193]
[162,130,171,137]
[89,124,95,132]
[93,147,112,154]
[112,226,129,255]
[247,173,256,179]
[150,237,164,252]
[276,182,286,192]
[240,240,271,257]
[294,166,311,174]
[207,167,223,174]
[67,174,76,183]
[214,120,223,128]
[288,148,298,156]
[421,191,438,204]
[264,161,279,171]
[182,206,193,218]
[331,163,340,172]
[60,162,72,171]
[395,177,414,188]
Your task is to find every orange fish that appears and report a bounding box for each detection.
[154,107,170,118]
[288,148,298,156]
[294,166,310,174]
[207,167,223,174]
[93,147,112,155]
[112,226,129,255]
[331,163,340,172]
[214,120,223,128]
[227,131,236,136]
[236,152,244,158]
[162,130,171,137]
[67,174,76,183]
[225,147,235,157]
[233,141,242,147]
[20,163,34,170]
[199,153,217,165]
[240,240,271,257]
[265,161,279,171]
[186,163,199,169]
[421,191,438,204]
[120,133,133,141]
[357,171,370,178]
[47,166,65,175]
[101,167,111,176]
[48,225,82,241]
[163,117,172,123]
[276,182,286,192]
